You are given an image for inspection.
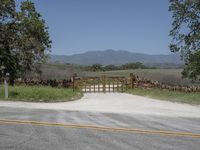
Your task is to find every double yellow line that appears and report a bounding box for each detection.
[0,119,200,138]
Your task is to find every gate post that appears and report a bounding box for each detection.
[72,73,77,92]
[121,79,124,93]
[130,73,135,89]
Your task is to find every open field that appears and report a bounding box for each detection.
[83,69,199,86]
[127,88,200,105]
[31,63,84,80]
[27,64,199,86]
[0,85,82,102]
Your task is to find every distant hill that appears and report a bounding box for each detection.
[50,50,183,66]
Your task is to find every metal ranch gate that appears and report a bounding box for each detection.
[75,76,128,93]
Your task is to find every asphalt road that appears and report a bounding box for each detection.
[0,107,200,150]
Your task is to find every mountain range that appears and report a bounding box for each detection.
[50,49,183,66]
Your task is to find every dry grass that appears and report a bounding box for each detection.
[83,69,198,86]
[26,64,199,86]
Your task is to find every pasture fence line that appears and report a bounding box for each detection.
[74,73,200,93]
[0,73,200,93]
[127,74,200,93]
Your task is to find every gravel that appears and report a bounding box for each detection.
[0,93,200,118]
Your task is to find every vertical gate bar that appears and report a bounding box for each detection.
[126,80,128,91]
[113,80,114,92]
[116,80,118,92]
[121,81,123,92]
[89,80,91,93]
[85,80,86,93]
[109,80,110,93]
[94,79,95,93]
[103,75,105,93]
[98,80,100,92]
[120,80,121,92]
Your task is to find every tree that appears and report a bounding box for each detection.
[104,65,119,71]
[92,64,104,72]
[0,0,51,84]
[169,0,200,80]
[0,0,18,82]
[120,62,147,70]
[89,64,104,72]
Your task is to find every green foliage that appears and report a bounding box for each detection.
[127,88,200,105]
[0,0,51,82]
[169,0,200,80]
[104,65,119,71]
[84,62,150,72]
[182,51,200,80]
[86,64,104,72]
[120,62,147,70]
[0,85,82,102]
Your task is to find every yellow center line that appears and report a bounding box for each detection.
[0,118,200,138]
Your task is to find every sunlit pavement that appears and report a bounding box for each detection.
[0,107,200,150]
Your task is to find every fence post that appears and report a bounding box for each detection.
[130,73,135,89]
[4,73,10,99]
[72,73,77,92]
[121,80,124,92]
[4,78,8,99]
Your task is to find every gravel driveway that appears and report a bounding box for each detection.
[0,93,200,118]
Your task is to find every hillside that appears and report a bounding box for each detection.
[50,49,183,66]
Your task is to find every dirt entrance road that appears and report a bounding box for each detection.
[0,93,200,118]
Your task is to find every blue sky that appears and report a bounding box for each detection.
[17,0,172,55]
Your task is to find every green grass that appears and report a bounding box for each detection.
[0,85,82,102]
[127,88,200,105]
